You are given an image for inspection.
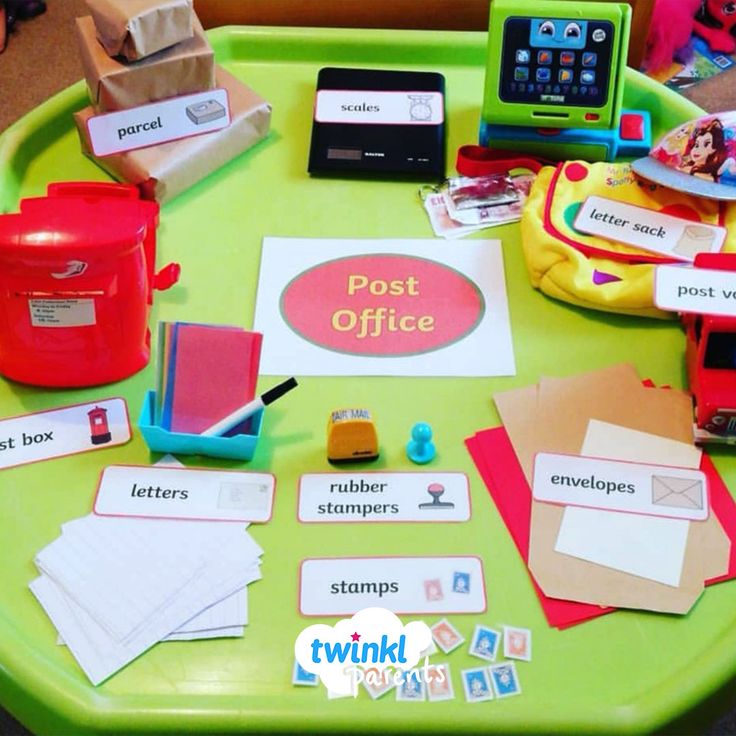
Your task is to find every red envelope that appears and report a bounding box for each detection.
[466,427,736,629]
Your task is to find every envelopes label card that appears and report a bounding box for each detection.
[87,88,230,156]
[299,556,486,616]
[0,398,130,470]
[298,472,470,523]
[94,465,275,522]
[533,453,708,521]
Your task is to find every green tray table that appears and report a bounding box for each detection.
[0,25,732,736]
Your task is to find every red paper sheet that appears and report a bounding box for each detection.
[169,324,262,434]
[466,427,736,629]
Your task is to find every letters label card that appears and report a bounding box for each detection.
[533,453,708,521]
[299,556,485,616]
[88,88,230,157]
[0,398,130,470]
[94,465,275,523]
[574,196,726,261]
[655,264,736,317]
[298,472,470,523]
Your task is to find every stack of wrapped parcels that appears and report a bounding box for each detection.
[74,0,271,202]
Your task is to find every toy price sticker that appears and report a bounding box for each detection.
[87,88,230,156]
[0,398,130,470]
[655,264,736,317]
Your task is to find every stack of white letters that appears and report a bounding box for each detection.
[30,514,262,685]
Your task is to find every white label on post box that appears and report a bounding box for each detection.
[29,299,96,327]
[315,90,444,125]
[0,398,130,469]
[533,452,708,521]
[654,264,736,316]
[87,88,231,156]
[574,196,726,261]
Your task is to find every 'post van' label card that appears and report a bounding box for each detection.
[533,452,708,521]
[654,264,736,316]
[0,398,130,470]
[94,465,275,523]
[299,556,485,616]
[315,90,444,126]
[298,472,470,522]
[87,88,230,156]
[574,196,726,261]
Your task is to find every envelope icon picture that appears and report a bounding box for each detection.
[651,475,704,510]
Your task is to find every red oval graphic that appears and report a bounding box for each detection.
[280,254,485,356]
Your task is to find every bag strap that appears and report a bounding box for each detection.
[456,145,548,177]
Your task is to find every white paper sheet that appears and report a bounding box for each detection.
[253,238,516,377]
[553,422,698,587]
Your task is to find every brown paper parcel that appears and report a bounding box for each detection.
[74,66,272,204]
[86,0,194,61]
[76,14,214,112]
[492,366,729,614]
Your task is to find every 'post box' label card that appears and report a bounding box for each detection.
[87,88,230,157]
[299,556,486,616]
[94,465,275,523]
[533,452,708,521]
[298,472,470,523]
[0,398,130,470]
[654,264,736,317]
[574,196,726,261]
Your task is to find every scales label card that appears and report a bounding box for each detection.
[315,90,444,125]
[94,466,275,522]
[299,556,486,616]
[298,472,470,522]
[574,196,726,261]
[87,88,230,156]
[533,452,708,521]
[0,398,130,470]
[655,264,736,316]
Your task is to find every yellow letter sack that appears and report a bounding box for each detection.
[520,161,736,319]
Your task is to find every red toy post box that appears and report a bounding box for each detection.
[0,182,179,387]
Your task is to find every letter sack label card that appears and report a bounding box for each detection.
[574,196,726,261]
[87,88,230,157]
[299,556,486,616]
[94,465,275,523]
[298,472,470,523]
[655,264,736,317]
[0,398,130,470]
[315,90,445,126]
[533,453,708,521]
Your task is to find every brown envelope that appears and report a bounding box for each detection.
[493,365,731,614]
[86,0,194,61]
[73,65,272,203]
[651,476,704,510]
[76,14,214,112]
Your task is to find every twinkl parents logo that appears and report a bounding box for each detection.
[294,607,432,696]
